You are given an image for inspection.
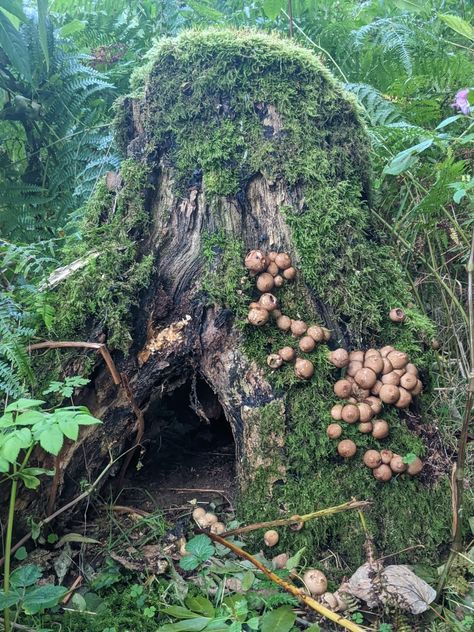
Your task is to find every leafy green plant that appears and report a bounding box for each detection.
[179,535,215,571]
[0,564,67,616]
[43,376,90,398]
[0,396,101,632]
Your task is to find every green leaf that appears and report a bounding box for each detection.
[0,0,27,21]
[15,411,47,426]
[435,115,462,130]
[158,617,211,632]
[39,424,64,456]
[383,139,433,176]
[75,413,101,426]
[184,596,215,617]
[37,0,49,70]
[22,584,68,614]
[185,535,215,561]
[403,452,417,465]
[241,571,255,591]
[439,14,474,41]
[19,473,41,489]
[56,533,101,547]
[71,592,87,612]
[58,417,79,441]
[47,533,59,544]
[22,467,55,477]
[0,456,9,472]
[392,0,425,13]
[263,0,285,20]
[161,606,202,620]
[6,399,45,412]
[1,434,22,462]
[14,546,27,561]
[260,606,296,632]
[179,554,200,571]
[247,617,260,630]
[59,19,86,37]
[469,516,474,536]
[0,589,21,609]
[10,564,42,588]
[286,547,306,570]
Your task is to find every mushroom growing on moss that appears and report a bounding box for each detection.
[259,293,278,311]
[264,530,279,546]
[291,320,307,336]
[387,350,408,369]
[210,522,226,534]
[307,325,324,342]
[327,423,342,439]
[341,403,360,424]
[256,272,274,292]
[358,422,373,434]
[331,404,343,421]
[267,262,279,276]
[373,464,392,482]
[334,379,352,398]
[275,252,292,270]
[357,402,373,423]
[354,368,377,389]
[400,372,418,391]
[337,439,357,458]
[347,360,363,377]
[283,266,296,281]
[276,315,292,332]
[295,358,314,379]
[379,384,400,404]
[248,307,269,326]
[303,569,327,596]
[389,308,406,323]
[407,457,423,476]
[395,387,412,408]
[363,449,382,469]
[390,455,407,473]
[380,449,393,464]
[279,346,296,362]
[274,275,285,288]
[267,353,283,369]
[364,396,383,415]
[372,419,389,439]
[245,249,267,272]
[328,348,349,368]
[299,336,316,353]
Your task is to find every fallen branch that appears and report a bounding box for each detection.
[206,531,364,632]
[221,499,371,537]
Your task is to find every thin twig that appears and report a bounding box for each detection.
[206,532,364,632]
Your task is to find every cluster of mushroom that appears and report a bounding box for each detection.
[362,449,423,482]
[326,345,424,480]
[192,506,226,535]
[245,249,330,380]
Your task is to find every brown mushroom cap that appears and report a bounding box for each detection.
[283,267,296,281]
[371,380,383,396]
[364,354,384,374]
[275,253,292,270]
[303,569,328,596]
[390,455,407,473]
[354,367,377,389]
[299,336,316,353]
[431,339,441,350]
[264,529,279,547]
[395,387,412,409]
[245,249,267,272]
[210,521,226,535]
[407,456,423,475]
[349,350,365,362]
[387,350,409,369]
[380,345,395,357]
[379,384,400,404]
[279,346,296,362]
[327,423,342,439]
[259,293,279,311]
[357,402,374,423]
[322,327,331,341]
[372,419,389,439]
[363,449,382,469]
[268,251,278,262]
[358,422,373,434]
[381,371,400,386]
[400,372,418,391]
[249,301,261,309]
[334,379,352,398]
[393,368,406,376]
[248,307,269,326]
[337,439,357,458]
[257,272,275,293]
[365,396,383,415]
[272,553,290,570]
[411,379,423,396]
[202,512,218,526]
[307,325,324,342]
[267,353,283,369]
[267,262,279,277]
[380,449,393,464]
[389,308,406,323]
[365,348,380,358]
[331,404,344,421]
[341,404,360,424]
[294,358,314,379]
[192,507,207,521]
[347,361,363,377]
[405,362,419,376]
[274,275,285,288]
[382,357,393,375]
[328,348,349,368]
[373,464,392,482]
[276,315,292,332]
[351,384,370,401]
[291,320,308,336]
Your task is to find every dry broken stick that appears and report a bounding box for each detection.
[221,499,371,537]
[206,531,364,632]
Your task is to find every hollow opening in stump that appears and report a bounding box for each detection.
[123,377,236,510]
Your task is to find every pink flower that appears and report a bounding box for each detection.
[452,88,471,115]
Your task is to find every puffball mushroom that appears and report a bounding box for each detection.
[303,569,328,596]
[276,315,291,332]
[349,350,365,362]
[381,371,400,386]
[363,449,382,469]
[200,512,218,527]
[272,309,282,320]
[291,320,307,336]
[387,350,409,369]
[264,530,279,547]
[337,439,357,458]
[395,387,412,409]
[407,457,423,476]
[274,275,285,288]
[272,553,290,569]
[267,353,283,369]
[357,402,373,423]
[267,262,279,276]
[390,455,407,473]
[371,380,383,396]
[256,272,274,292]
[400,372,418,391]
[411,379,423,396]
[379,384,400,404]
[405,362,419,376]
[268,251,278,262]
[382,357,393,375]
[331,404,344,421]
[373,464,392,482]
[354,368,377,389]
[389,308,406,323]
[192,507,206,522]
[372,419,389,440]
[279,346,296,362]
[249,301,260,309]
[364,354,383,374]
[327,423,342,439]
[307,325,324,342]
[358,422,373,434]
[259,293,278,311]
[283,267,296,281]
[351,384,370,401]
[322,327,331,341]
[365,396,383,415]
[380,449,393,464]
[299,336,316,353]
[328,348,349,368]
[248,307,269,326]
[295,358,314,379]
[380,345,395,357]
[431,339,441,350]
[275,253,292,270]
[347,361,363,377]
[341,404,360,424]
[245,249,267,273]
[334,379,352,398]
[210,522,226,534]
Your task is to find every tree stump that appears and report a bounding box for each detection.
[25,29,451,567]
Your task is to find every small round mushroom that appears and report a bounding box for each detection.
[268,251,278,262]
[267,262,279,277]
[405,362,419,376]
[291,320,308,337]
[256,272,274,293]
[327,423,342,439]
[192,507,207,522]
[351,384,371,401]
[295,358,314,380]
[299,336,316,353]
[358,422,373,434]
[341,404,360,424]
[380,345,395,358]
[321,592,338,611]
[259,293,279,311]
[389,308,406,323]
[431,339,441,350]
[279,346,296,362]
[283,267,296,281]
[274,275,285,288]
[275,253,292,270]
[373,464,392,482]
[400,372,418,391]
[276,315,292,332]
[245,249,267,273]
[379,384,400,404]
[357,402,373,423]
[372,419,389,440]
[363,449,382,469]
[210,522,226,534]
[331,404,344,421]
[381,371,400,386]
[248,307,269,326]
[364,396,383,415]
[354,368,377,389]
[337,439,357,458]
[371,380,383,396]
[380,449,393,464]
[364,354,383,374]
[387,350,409,370]
[381,357,393,375]
[201,512,218,527]
[264,530,279,547]
[349,350,365,362]
[333,379,352,399]
[328,348,349,368]
[407,457,423,476]
[321,327,331,341]
[390,455,407,474]
[395,387,412,409]
[249,301,261,309]
[267,353,283,369]
[303,569,327,596]
[272,553,290,569]
[365,348,380,358]
[307,326,325,342]
[347,361,363,377]
[411,379,423,396]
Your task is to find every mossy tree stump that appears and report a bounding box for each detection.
[27,30,452,569]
